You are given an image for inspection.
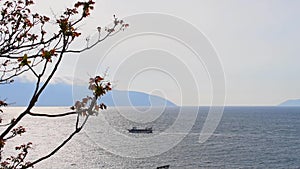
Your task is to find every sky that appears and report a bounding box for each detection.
[16,0,300,106]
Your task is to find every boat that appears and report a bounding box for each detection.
[156,165,170,169]
[128,127,153,133]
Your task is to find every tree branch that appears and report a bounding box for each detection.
[0,36,67,139]
[63,23,119,53]
[28,111,77,118]
[28,108,89,118]
[0,122,12,127]
[24,115,89,169]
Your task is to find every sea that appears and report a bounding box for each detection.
[1,106,299,169]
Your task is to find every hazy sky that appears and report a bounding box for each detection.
[24,0,300,106]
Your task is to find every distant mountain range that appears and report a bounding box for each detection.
[0,82,176,107]
[278,99,300,107]
[99,90,176,107]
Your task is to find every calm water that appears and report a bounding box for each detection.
[1,106,300,169]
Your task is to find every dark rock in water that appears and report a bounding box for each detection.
[128,127,153,133]
[157,165,170,169]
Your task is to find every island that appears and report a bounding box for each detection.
[278,99,300,106]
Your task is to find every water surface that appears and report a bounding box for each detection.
[1,107,299,168]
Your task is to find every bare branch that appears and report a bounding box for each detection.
[0,122,12,127]
[24,115,89,168]
[28,111,77,118]
[28,108,89,118]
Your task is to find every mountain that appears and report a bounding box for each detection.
[0,82,177,107]
[99,90,176,107]
[1,82,72,106]
[278,99,300,107]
